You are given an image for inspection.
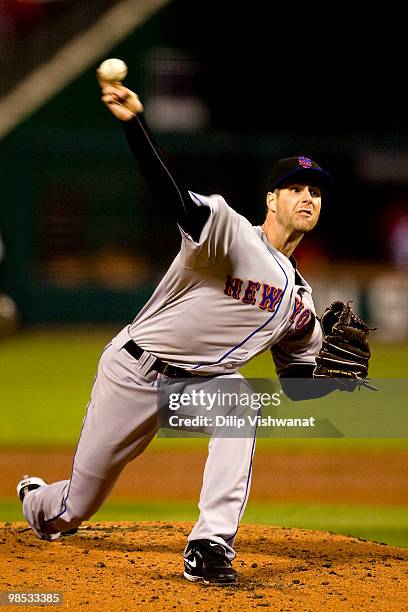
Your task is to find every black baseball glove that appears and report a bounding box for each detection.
[313,301,376,390]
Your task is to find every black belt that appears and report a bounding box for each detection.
[123,340,200,379]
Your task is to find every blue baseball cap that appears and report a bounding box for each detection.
[267,156,332,193]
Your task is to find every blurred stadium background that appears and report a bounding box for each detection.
[1,0,408,546]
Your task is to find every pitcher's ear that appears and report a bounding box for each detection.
[266,191,277,213]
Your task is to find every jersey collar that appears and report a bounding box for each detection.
[254,225,312,291]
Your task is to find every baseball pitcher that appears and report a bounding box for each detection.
[17,81,373,585]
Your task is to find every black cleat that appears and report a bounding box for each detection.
[17,475,46,502]
[183,539,238,585]
[60,528,78,537]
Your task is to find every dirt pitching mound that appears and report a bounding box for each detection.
[1,521,407,611]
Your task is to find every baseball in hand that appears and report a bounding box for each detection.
[97,58,128,83]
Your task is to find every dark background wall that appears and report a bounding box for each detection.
[1,0,407,323]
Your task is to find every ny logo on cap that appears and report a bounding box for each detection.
[298,156,313,168]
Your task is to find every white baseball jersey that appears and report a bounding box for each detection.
[21,116,325,564]
[129,192,322,374]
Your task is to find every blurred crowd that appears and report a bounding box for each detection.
[0,0,118,96]
[0,0,56,39]
[0,0,66,92]
[0,0,116,48]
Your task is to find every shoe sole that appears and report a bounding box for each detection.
[183,571,203,582]
[183,571,238,586]
[60,528,78,538]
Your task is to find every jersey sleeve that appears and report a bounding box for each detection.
[178,192,240,268]
[123,116,209,241]
[271,315,323,376]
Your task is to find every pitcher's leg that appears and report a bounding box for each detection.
[22,425,156,538]
[22,343,159,539]
[188,433,257,560]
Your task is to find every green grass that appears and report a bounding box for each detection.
[244,502,408,548]
[4,499,408,548]
[0,328,407,448]
[2,330,407,551]
[0,328,112,446]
